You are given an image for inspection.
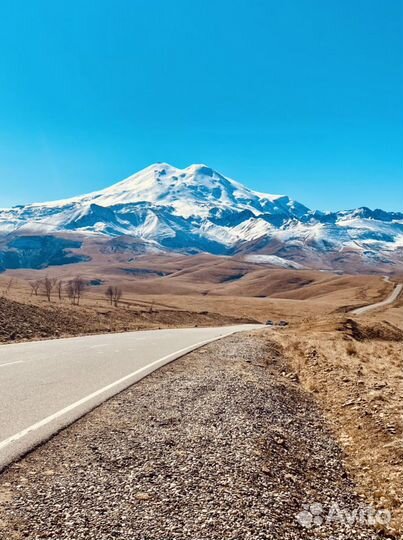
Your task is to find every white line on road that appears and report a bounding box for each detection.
[0,361,24,369]
[0,332,235,453]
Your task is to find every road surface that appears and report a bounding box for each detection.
[0,324,261,470]
[351,282,403,316]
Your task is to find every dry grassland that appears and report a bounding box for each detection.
[269,315,403,536]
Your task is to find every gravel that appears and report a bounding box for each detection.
[0,332,386,539]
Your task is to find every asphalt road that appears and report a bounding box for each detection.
[351,283,403,315]
[0,324,261,470]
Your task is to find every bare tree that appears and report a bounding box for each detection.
[1,278,14,297]
[56,280,63,301]
[105,285,114,306]
[29,280,41,296]
[112,286,122,307]
[66,280,75,304]
[74,277,86,305]
[66,276,86,305]
[105,285,123,307]
[4,278,13,296]
[43,276,56,302]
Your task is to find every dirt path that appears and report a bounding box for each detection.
[0,332,385,539]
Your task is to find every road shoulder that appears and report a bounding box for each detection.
[0,332,384,539]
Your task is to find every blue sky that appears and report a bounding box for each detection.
[0,0,402,211]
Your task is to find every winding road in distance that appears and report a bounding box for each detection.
[351,282,403,316]
[0,324,261,470]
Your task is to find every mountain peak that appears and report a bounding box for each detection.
[0,162,402,272]
[4,162,308,222]
[91,162,256,217]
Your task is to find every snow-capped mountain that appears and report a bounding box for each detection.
[1,163,402,272]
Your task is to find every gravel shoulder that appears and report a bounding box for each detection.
[0,332,386,539]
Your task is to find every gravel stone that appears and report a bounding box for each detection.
[0,333,386,539]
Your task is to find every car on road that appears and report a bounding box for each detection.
[265,320,274,326]
[278,320,289,327]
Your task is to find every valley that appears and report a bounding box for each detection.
[0,251,397,344]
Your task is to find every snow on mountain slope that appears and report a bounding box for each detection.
[3,163,302,216]
[243,254,305,269]
[0,163,402,272]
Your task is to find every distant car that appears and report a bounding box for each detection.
[265,320,274,326]
[278,320,289,327]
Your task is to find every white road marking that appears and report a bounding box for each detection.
[0,361,24,369]
[0,332,234,453]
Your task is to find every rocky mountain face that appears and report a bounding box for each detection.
[0,163,402,272]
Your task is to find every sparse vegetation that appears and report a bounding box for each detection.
[105,285,114,306]
[56,280,63,301]
[42,276,56,302]
[271,316,403,535]
[29,280,41,297]
[105,285,123,307]
[345,341,357,356]
[0,295,255,343]
[112,286,122,307]
[2,278,14,297]
[66,276,86,305]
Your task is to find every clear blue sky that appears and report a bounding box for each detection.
[0,0,402,211]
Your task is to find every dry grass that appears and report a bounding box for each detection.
[269,316,403,536]
[0,260,391,331]
[0,295,256,343]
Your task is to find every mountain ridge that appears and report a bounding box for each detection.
[0,163,402,273]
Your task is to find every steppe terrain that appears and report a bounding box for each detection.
[0,254,402,537]
[0,253,395,341]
